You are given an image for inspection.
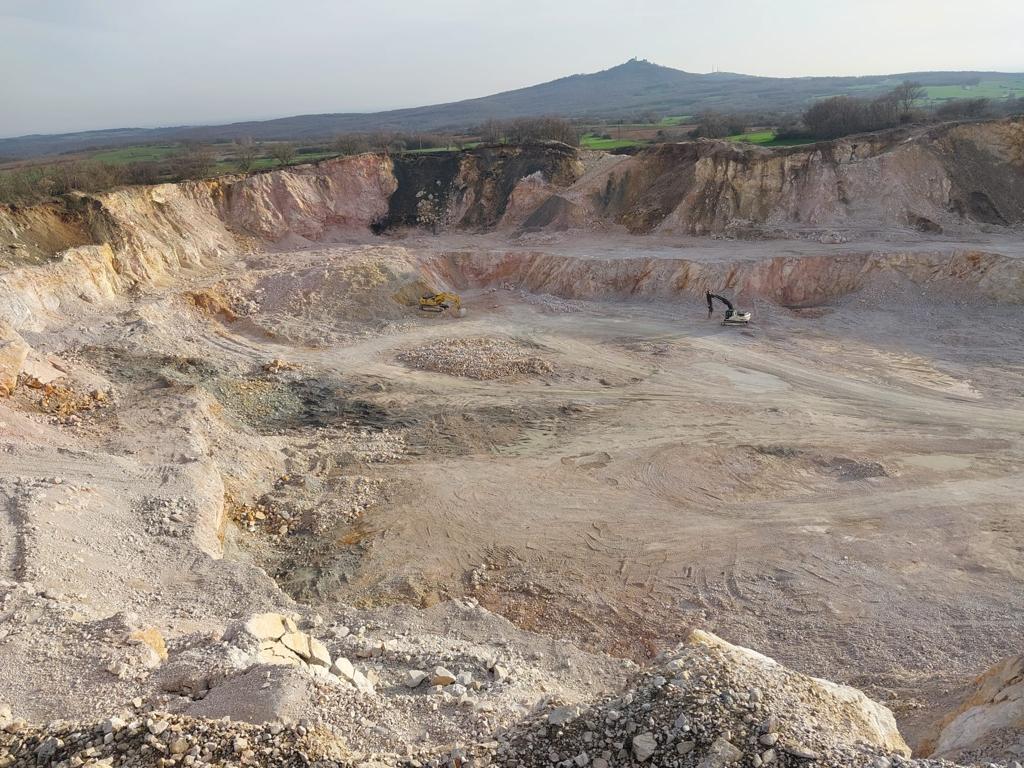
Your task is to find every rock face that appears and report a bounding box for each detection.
[924,653,1024,763]
[565,119,1024,235]
[382,143,582,231]
[0,156,396,332]
[217,153,397,240]
[1,119,1021,333]
[429,246,1024,309]
[378,120,1023,237]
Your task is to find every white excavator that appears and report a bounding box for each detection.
[706,291,751,326]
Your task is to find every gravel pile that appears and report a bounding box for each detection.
[0,628,1002,768]
[398,337,553,380]
[414,631,971,768]
[0,713,347,767]
[516,291,586,313]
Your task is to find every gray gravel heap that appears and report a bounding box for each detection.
[0,714,348,767]
[1,629,1010,768]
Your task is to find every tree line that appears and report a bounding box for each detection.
[478,117,580,146]
[784,83,1023,141]
[0,140,327,205]
[686,83,1024,143]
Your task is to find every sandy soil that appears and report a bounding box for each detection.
[1,232,1022,757]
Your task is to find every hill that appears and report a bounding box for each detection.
[2,59,1023,159]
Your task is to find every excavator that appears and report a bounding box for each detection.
[706,291,751,325]
[419,291,465,317]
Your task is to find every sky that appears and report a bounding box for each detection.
[2,0,1023,138]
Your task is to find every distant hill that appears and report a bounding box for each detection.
[3,60,1023,159]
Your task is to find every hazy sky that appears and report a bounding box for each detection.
[2,0,1022,138]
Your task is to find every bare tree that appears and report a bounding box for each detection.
[235,137,259,172]
[126,161,161,185]
[333,134,371,155]
[367,132,396,154]
[270,142,296,166]
[801,91,912,140]
[477,117,579,147]
[936,98,992,120]
[689,111,747,139]
[893,81,926,115]
[171,144,215,179]
[480,120,504,144]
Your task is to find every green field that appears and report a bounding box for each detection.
[89,144,181,164]
[92,144,345,175]
[725,131,817,147]
[212,153,337,174]
[405,146,457,155]
[580,133,644,150]
[923,78,1024,102]
[726,130,775,144]
[404,142,486,154]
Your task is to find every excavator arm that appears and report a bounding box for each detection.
[706,292,735,317]
[705,291,750,324]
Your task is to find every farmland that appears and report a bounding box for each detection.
[923,77,1024,102]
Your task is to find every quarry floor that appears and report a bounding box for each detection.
[2,233,1023,751]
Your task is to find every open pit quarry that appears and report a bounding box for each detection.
[1,118,1023,768]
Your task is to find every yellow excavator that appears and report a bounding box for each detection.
[419,292,465,317]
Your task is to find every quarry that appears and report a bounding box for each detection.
[0,118,1023,768]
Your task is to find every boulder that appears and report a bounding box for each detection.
[548,706,580,726]
[257,640,303,667]
[186,666,311,724]
[632,732,657,761]
[404,670,428,688]
[431,666,456,686]
[241,613,294,641]
[306,636,331,668]
[0,322,29,397]
[698,738,742,768]
[351,668,375,694]
[128,628,168,662]
[280,632,311,659]
[331,657,355,682]
[19,353,65,386]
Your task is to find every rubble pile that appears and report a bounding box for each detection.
[3,629,1003,768]
[0,713,347,768]
[398,337,554,380]
[418,631,950,768]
